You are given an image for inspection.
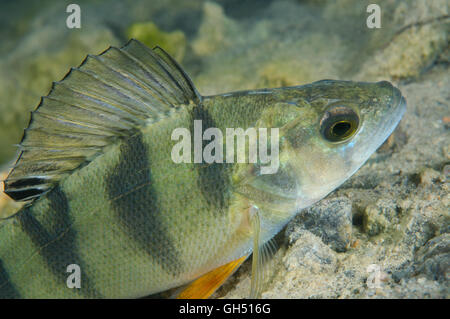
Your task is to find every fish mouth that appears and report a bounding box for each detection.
[384,86,406,141]
[392,86,406,116]
[369,85,406,156]
[370,86,406,155]
[349,84,406,170]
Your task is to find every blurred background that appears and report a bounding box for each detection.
[0,0,448,298]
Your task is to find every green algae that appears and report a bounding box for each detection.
[126,22,186,61]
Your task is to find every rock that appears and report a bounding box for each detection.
[192,0,342,95]
[363,204,390,236]
[443,165,450,181]
[360,198,405,237]
[414,234,450,282]
[418,167,441,186]
[286,197,353,252]
[360,24,448,81]
[363,275,447,299]
[126,22,187,61]
[284,230,337,273]
[191,1,240,56]
[357,0,449,81]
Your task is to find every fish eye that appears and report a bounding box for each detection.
[320,106,359,142]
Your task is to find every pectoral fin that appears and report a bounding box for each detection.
[249,205,276,298]
[249,205,263,298]
[176,255,248,299]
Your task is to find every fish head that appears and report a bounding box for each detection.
[247,80,406,213]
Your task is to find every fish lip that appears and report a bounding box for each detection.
[391,86,407,127]
[371,87,406,154]
[349,85,406,169]
[392,86,406,111]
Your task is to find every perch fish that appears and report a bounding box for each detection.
[0,39,406,298]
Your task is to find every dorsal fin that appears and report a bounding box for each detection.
[4,39,201,202]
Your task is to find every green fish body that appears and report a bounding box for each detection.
[0,40,406,298]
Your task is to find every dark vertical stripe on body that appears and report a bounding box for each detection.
[0,259,21,298]
[17,186,101,298]
[190,104,231,210]
[105,131,182,276]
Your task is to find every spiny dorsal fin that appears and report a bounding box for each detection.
[4,39,201,201]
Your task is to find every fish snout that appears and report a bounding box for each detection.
[391,85,406,109]
[391,86,407,121]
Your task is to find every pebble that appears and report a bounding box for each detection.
[286,197,353,252]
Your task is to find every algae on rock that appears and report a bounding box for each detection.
[126,21,187,61]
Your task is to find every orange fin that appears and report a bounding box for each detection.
[176,255,248,299]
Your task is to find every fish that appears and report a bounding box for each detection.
[0,39,406,298]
